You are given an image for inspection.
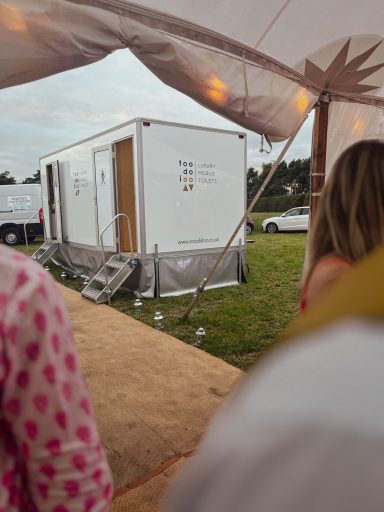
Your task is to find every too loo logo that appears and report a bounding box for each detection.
[179,160,195,192]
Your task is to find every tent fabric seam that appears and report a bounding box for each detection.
[71,0,384,108]
[253,0,293,48]
[69,0,321,94]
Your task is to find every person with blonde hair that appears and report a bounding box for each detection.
[300,139,384,312]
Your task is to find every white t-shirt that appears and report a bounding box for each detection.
[164,319,384,512]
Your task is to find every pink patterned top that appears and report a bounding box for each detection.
[0,245,113,511]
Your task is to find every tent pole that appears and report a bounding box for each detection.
[302,93,328,277]
[310,93,329,219]
[180,115,307,322]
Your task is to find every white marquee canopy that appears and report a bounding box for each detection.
[1,0,384,169]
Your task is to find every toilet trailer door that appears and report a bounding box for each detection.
[93,146,116,250]
[115,138,137,253]
[52,160,63,243]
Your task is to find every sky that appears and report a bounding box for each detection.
[0,50,314,182]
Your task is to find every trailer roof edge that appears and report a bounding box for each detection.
[39,117,247,161]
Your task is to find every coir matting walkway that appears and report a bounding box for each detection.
[59,285,243,512]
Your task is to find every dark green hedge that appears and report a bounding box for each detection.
[252,193,310,212]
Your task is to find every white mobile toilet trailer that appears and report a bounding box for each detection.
[38,118,246,302]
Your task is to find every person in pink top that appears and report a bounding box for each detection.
[0,244,113,511]
[301,139,384,312]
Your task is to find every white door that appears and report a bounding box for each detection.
[279,207,302,231]
[298,207,310,230]
[94,147,116,249]
[52,161,63,243]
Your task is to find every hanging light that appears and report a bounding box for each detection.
[133,298,143,316]
[194,327,206,347]
[154,311,164,330]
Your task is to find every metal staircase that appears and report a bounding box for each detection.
[82,213,137,304]
[24,211,58,266]
[31,241,59,265]
[81,254,137,304]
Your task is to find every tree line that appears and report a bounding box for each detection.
[2,159,309,196]
[0,170,40,185]
[247,158,310,205]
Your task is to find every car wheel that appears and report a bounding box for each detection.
[245,223,253,236]
[3,227,22,245]
[266,222,278,234]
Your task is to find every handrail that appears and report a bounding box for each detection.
[99,213,134,305]
[23,211,41,257]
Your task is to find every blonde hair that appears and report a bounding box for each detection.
[304,139,384,286]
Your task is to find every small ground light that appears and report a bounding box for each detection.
[194,327,206,347]
[154,311,164,330]
[83,278,89,286]
[45,265,50,271]
[60,271,68,280]
[133,298,143,315]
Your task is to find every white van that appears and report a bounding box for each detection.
[0,184,43,245]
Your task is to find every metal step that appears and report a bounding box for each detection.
[32,247,44,258]
[34,244,50,255]
[94,270,118,286]
[81,254,138,304]
[31,241,59,265]
[106,259,127,270]
[81,286,104,302]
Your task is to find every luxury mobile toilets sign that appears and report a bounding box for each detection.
[8,195,32,211]
[142,122,244,254]
[72,169,89,196]
[179,160,217,192]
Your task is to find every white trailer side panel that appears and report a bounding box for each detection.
[40,152,98,246]
[40,123,138,249]
[140,123,246,255]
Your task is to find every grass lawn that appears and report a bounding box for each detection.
[14,213,307,370]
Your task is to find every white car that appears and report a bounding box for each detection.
[261,206,309,233]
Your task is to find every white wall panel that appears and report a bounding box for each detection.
[40,122,137,247]
[141,122,245,254]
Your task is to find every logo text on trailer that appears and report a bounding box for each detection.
[179,160,195,191]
